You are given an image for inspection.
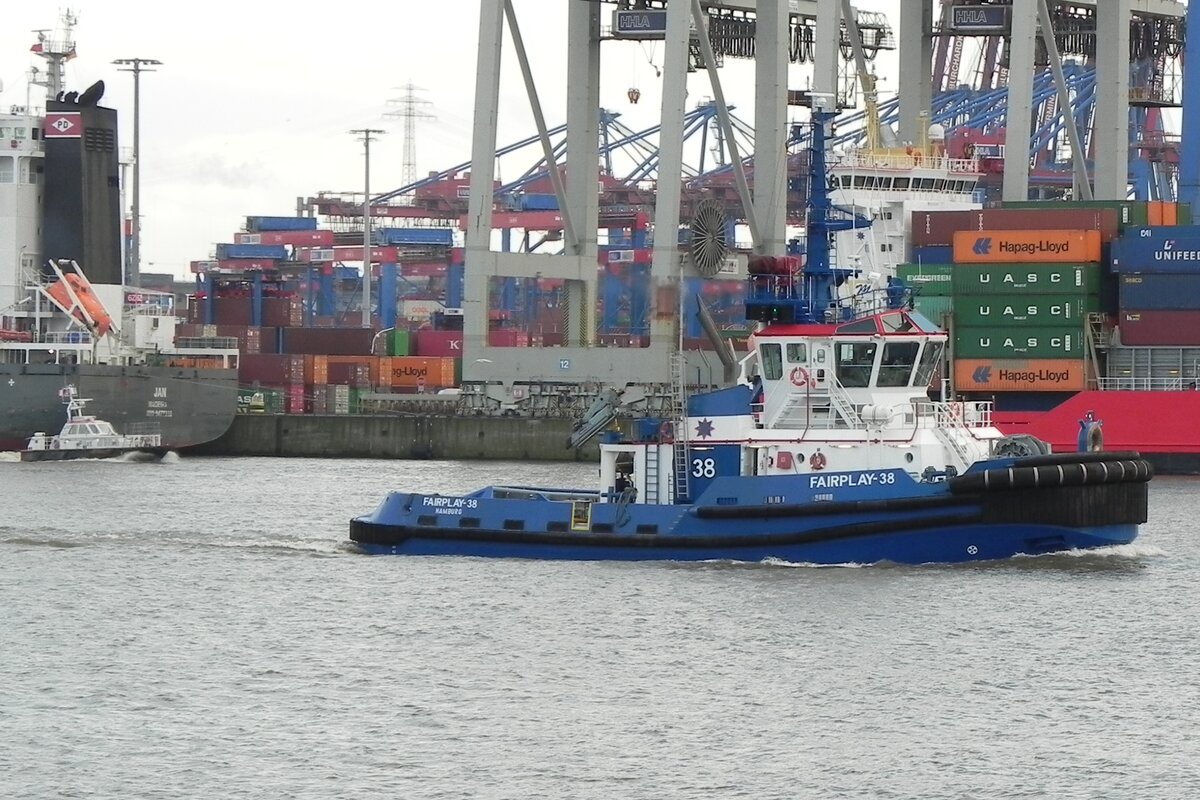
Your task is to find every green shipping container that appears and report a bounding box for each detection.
[954,325,1085,359]
[896,264,953,297]
[952,263,1100,295]
[912,296,953,324]
[1180,203,1194,226]
[237,387,284,414]
[953,295,1096,327]
[387,329,411,356]
[999,200,1148,229]
[453,357,462,386]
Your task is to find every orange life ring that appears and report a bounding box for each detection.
[789,366,810,388]
[809,451,827,471]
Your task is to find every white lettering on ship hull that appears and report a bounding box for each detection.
[808,471,897,490]
[421,497,479,509]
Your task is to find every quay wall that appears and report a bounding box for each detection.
[187,414,604,461]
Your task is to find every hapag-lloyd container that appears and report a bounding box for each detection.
[954,326,1084,358]
[1118,273,1200,310]
[379,356,458,389]
[952,229,1102,264]
[953,358,1089,392]
[952,263,1100,295]
[953,295,1091,327]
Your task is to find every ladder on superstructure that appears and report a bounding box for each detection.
[669,350,690,503]
[1085,313,1110,390]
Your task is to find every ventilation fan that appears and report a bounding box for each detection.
[689,198,729,278]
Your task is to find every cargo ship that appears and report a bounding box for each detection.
[902,201,1200,475]
[0,18,239,452]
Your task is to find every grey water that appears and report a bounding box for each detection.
[1,454,1198,800]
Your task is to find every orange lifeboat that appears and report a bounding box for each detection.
[44,273,114,337]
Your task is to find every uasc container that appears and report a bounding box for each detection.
[952,263,1099,295]
[953,295,1091,327]
[954,325,1084,358]
[952,229,1101,264]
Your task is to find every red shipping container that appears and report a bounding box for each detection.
[1119,310,1200,345]
[330,245,400,263]
[488,329,529,347]
[286,384,306,414]
[213,297,253,326]
[281,327,377,356]
[413,329,463,357]
[401,261,448,278]
[263,297,303,327]
[911,209,1119,247]
[239,354,305,386]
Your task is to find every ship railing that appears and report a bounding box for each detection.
[833,150,981,174]
[172,336,240,351]
[40,330,94,345]
[912,400,993,429]
[486,485,602,503]
[1096,377,1193,391]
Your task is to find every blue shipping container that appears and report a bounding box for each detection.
[1111,236,1200,272]
[1121,225,1200,239]
[1118,273,1200,310]
[519,194,559,211]
[246,216,318,232]
[911,245,953,264]
[215,243,289,260]
[377,227,455,247]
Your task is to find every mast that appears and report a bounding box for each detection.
[29,11,78,100]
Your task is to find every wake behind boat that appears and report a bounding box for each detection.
[21,386,168,462]
[349,109,1152,566]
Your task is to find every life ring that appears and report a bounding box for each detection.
[948,402,964,422]
[809,451,827,471]
[1078,412,1104,453]
[659,420,675,444]
[789,366,810,388]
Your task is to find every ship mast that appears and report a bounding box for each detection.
[29,10,78,100]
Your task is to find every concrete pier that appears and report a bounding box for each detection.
[188,414,604,461]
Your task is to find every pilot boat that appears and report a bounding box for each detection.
[348,110,1152,565]
[21,386,167,462]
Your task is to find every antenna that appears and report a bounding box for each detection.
[384,83,436,202]
[29,11,79,100]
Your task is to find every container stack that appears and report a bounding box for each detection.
[902,207,1122,395]
[1110,226,1200,346]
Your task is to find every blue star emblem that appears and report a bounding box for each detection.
[695,419,715,438]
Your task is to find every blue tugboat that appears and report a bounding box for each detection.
[349,111,1152,565]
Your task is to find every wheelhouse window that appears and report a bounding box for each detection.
[760,343,783,381]
[878,341,921,387]
[835,341,877,387]
[785,342,807,363]
[0,156,13,183]
[914,341,945,388]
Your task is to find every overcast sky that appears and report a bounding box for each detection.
[2,1,901,278]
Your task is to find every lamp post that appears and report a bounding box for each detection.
[350,128,385,328]
[112,57,161,287]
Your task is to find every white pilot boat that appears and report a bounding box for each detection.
[21,386,167,462]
